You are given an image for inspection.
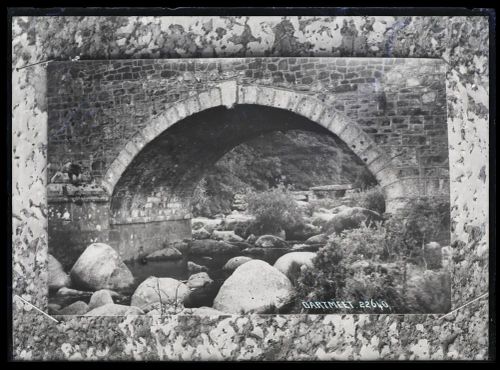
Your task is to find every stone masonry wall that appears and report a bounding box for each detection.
[47,57,447,192]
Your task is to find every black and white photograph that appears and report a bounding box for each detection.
[10,9,493,361]
[46,57,451,316]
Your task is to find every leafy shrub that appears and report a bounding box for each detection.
[294,220,450,313]
[245,184,305,235]
[348,186,386,214]
[321,208,382,236]
[340,262,407,313]
[384,197,450,266]
[287,261,305,286]
[294,225,386,308]
[403,197,450,246]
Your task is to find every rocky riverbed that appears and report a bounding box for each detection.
[48,207,452,316]
[48,209,329,316]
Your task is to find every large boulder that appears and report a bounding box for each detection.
[273,252,316,280]
[228,241,253,250]
[213,260,294,314]
[246,234,257,244]
[241,247,283,260]
[285,223,321,241]
[255,235,289,249]
[212,230,244,243]
[70,243,135,291]
[183,277,221,308]
[191,217,223,234]
[189,240,240,256]
[291,244,321,252]
[186,272,213,290]
[304,233,328,245]
[85,303,144,316]
[187,261,208,274]
[131,277,190,310]
[193,227,211,240]
[222,256,253,273]
[168,240,191,255]
[219,212,255,232]
[322,207,382,235]
[311,210,336,228]
[145,246,182,261]
[48,254,71,291]
[58,301,89,315]
[88,289,114,310]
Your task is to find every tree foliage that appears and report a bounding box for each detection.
[245,184,304,235]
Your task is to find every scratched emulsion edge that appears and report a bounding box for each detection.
[11,16,489,360]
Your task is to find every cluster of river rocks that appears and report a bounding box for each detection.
[48,236,318,316]
[48,206,452,316]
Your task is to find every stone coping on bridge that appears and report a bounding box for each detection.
[310,184,354,191]
[47,183,109,203]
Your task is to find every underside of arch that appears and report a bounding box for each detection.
[110,104,379,225]
[105,84,410,218]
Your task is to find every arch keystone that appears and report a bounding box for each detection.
[218,80,237,108]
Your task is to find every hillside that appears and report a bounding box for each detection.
[192,129,376,217]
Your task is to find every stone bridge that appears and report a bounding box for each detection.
[46,57,449,266]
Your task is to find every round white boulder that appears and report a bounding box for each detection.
[131,277,190,309]
[70,243,134,291]
[222,256,253,273]
[273,252,316,280]
[88,289,114,310]
[213,260,294,314]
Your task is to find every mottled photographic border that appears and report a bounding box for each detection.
[9,7,494,361]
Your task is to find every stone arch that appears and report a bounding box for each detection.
[103,81,410,213]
